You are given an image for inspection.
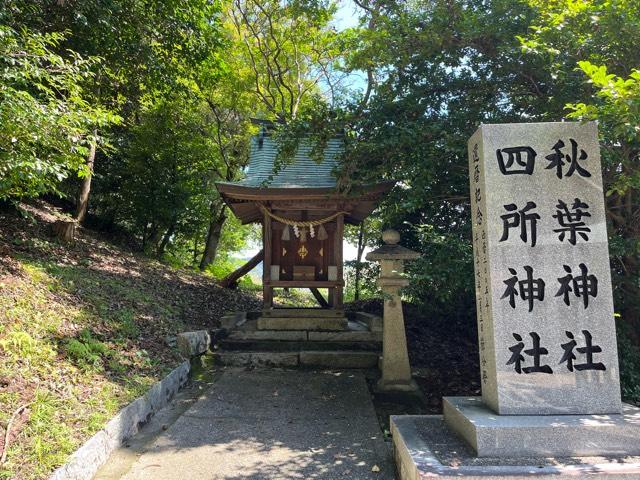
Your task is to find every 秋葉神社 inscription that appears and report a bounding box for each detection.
[469,121,622,416]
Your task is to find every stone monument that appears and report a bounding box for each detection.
[389,121,640,479]
[442,121,640,458]
[366,229,420,392]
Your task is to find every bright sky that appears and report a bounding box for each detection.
[334,0,360,30]
[331,1,368,95]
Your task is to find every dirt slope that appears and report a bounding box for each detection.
[0,200,260,480]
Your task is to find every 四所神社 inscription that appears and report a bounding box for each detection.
[468,122,621,415]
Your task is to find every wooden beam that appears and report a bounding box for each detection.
[335,213,344,309]
[219,249,264,288]
[309,288,329,308]
[263,209,273,309]
[267,280,343,288]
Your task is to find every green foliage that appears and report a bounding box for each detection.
[23,390,76,474]
[226,0,342,121]
[273,288,318,307]
[567,63,640,198]
[617,318,640,405]
[64,330,110,370]
[320,0,541,316]
[205,254,260,290]
[205,257,241,280]
[1,0,344,270]
[283,0,640,326]
[0,330,42,361]
[0,26,118,200]
[99,93,217,252]
[344,260,379,302]
[518,0,640,327]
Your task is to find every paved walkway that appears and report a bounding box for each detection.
[95,368,395,480]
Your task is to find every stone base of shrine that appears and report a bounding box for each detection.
[443,396,640,458]
[257,307,349,331]
[211,310,382,369]
[257,315,348,331]
[391,413,640,480]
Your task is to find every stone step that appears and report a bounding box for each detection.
[261,308,345,318]
[257,316,348,331]
[218,339,381,352]
[354,312,382,332]
[212,351,299,368]
[227,329,382,343]
[307,330,382,342]
[211,350,379,369]
[300,351,379,368]
[228,330,308,341]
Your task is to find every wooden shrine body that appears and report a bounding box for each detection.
[262,198,345,310]
[216,130,392,313]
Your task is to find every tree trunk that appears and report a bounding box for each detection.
[75,130,97,223]
[606,183,640,344]
[142,223,148,250]
[157,217,177,257]
[193,232,200,266]
[144,222,161,253]
[219,249,264,288]
[52,220,77,243]
[199,204,227,271]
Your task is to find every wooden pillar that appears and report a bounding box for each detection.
[334,213,344,309]
[263,207,273,309]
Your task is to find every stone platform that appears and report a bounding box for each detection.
[260,308,346,318]
[212,310,382,369]
[391,415,640,480]
[257,315,348,331]
[443,396,640,458]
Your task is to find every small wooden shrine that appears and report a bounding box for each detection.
[216,127,393,311]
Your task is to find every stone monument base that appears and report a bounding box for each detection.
[443,396,640,458]
[391,414,640,480]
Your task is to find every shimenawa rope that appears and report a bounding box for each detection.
[258,204,347,227]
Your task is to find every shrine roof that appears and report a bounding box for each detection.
[215,131,394,224]
[224,135,342,189]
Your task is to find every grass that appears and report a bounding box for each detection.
[272,287,319,307]
[0,201,260,479]
[0,259,164,479]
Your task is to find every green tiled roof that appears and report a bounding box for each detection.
[235,135,343,188]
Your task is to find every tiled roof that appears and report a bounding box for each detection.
[234,135,343,188]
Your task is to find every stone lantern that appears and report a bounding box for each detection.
[366,229,420,392]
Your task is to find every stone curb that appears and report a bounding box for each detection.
[48,361,191,480]
[177,330,210,358]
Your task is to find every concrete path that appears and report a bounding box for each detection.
[96,368,395,480]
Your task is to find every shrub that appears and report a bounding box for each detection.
[618,319,640,405]
[64,330,110,370]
